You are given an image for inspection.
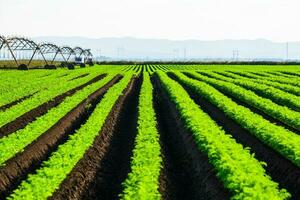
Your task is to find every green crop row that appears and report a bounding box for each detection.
[249,71,300,87]
[0,65,109,101]
[0,68,76,93]
[277,70,300,77]
[0,71,105,128]
[8,73,133,200]
[184,71,300,131]
[0,74,116,166]
[156,71,289,199]
[198,71,300,111]
[266,71,300,79]
[171,72,300,167]
[0,70,86,108]
[121,73,162,200]
[218,71,300,96]
[0,70,52,106]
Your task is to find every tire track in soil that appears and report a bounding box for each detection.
[50,75,141,200]
[170,73,300,199]
[0,75,122,199]
[152,75,229,200]
[0,73,107,138]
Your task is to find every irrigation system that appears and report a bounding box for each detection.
[0,35,93,69]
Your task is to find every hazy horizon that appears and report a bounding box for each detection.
[32,36,300,43]
[28,36,300,61]
[1,0,300,42]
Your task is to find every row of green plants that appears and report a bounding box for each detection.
[267,71,300,79]
[8,73,133,200]
[156,71,290,199]
[218,71,300,96]
[171,72,300,167]
[0,74,116,166]
[0,70,54,106]
[277,70,300,77]
[0,70,85,108]
[184,71,300,131]
[121,73,162,200]
[0,71,103,128]
[198,71,300,111]
[230,70,300,80]
[249,71,300,87]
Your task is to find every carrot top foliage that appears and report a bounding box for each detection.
[121,73,162,200]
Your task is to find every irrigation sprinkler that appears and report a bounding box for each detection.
[38,43,64,69]
[83,49,94,66]
[4,37,40,70]
[73,47,86,67]
[60,46,75,69]
[0,35,93,70]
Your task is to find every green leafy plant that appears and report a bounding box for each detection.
[121,73,162,200]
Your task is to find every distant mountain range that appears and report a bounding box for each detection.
[33,36,300,61]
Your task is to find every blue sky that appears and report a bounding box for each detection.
[1,0,299,42]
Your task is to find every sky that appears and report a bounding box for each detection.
[0,0,300,42]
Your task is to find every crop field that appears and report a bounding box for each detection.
[0,64,299,200]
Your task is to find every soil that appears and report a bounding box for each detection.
[0,75,122,199]
[68,73,89,81]
[0,74,107,138]
[152,74,230,200]
[185,72,300,134]
[0,91,38,111]
[170,73,300,199]
[50,76,141,200]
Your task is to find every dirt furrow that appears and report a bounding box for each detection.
[0,74,107,138]
[185,73,300,134]
[50,76,141,200]
[0,75,121,199]
[170,74,300,199]
[0,91,38,111]
[152,75,229,200]
[68,73,89,81]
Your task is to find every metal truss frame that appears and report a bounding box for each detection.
[38,43,65,65]
[0,36,93,67]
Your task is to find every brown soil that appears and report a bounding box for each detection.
[0,91,38,111]
[38,73,51,78]
[170,73,300,199]
[152,74,230,200]
[279,71,300,78]
[57,74,68,78]
[50,75,141,200]
[68,73,89,81]
[0,75,122,199]
[185,72,300,134]
[201,72,299,111]
[0,74,107,138]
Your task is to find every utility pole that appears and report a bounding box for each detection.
[184,48,187,61]
[286,42,289,61]
[117,48,120,59]
[96,49,101,61]
[232,50,235,61]
[232,49,239,61]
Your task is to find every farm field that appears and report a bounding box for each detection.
[0,64,299,200]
